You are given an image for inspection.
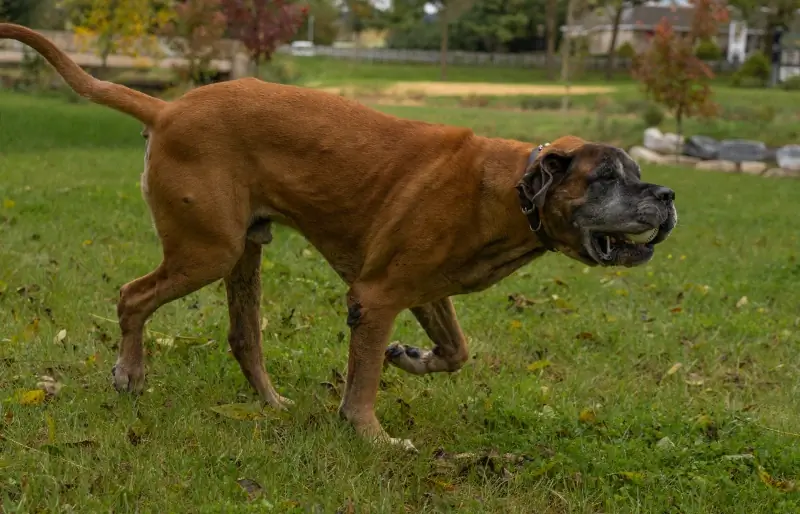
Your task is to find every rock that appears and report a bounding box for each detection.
[741,161,767,175]
[696,160,737,172]
[776,144,800,171]
[683,135,719,160]
[718,139,767,163]
[675,155,700,166]
[643,127,684,155]
[764,167,800,178]
[629,145,667,165]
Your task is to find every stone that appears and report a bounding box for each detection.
[764,167,800,178]
[629,145,667,165]
[683,135,719,160]
[696,160,737,172]
[675,155,700,166]
[741,161,767,175]
[776,145,800,171]
[718,139,767,163]
[643,127,684,155]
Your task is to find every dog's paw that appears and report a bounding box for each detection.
[111,361,145,394]
[385,343,433,375]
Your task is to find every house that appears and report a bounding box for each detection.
[562,2,800,63]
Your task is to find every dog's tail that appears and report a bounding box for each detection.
[0,23,165,126]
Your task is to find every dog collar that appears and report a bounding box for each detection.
[517,142,558,253]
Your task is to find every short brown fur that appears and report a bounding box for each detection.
[0,24,675,450]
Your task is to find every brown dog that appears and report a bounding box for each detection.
[1,24,677,450]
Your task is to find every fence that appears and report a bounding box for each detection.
[275,44,743,73]
[0,30,743,75]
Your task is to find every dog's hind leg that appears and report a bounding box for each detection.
[224,238,292,410]
[112,171,245,394]
[385,297,469,375]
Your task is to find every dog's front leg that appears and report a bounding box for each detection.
[385,297,469,375]
[338,288,416,452]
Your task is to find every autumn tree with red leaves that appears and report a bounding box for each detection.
[221,0,308,73]
[632,0,729,148]
[159,0,228,86]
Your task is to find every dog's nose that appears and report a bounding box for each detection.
[652,186,675,203]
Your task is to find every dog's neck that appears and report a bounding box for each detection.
[475,137,557,253]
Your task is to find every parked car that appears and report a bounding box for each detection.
[290,41,315,57]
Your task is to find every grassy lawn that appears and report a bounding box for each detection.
[1,90,800,513]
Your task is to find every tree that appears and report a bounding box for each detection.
[158,0,228,86]
[604,0,646,80]
[62,0,173,71]
[430,0,476,80]
[545,0,557,79]
[221,0,308,73]
[727,0,800,55]
[632,0,729,154]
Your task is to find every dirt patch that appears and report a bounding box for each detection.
[323,81,615,97]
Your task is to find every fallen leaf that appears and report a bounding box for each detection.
[576,332,595,341]
[666,362,683,376]
[55,329,67,343]
[656,436,675,450]
[757,465,797,492]
[18,389,45,406]
[670,306,683,314]
[301,249,313,258]
[236,478,264,501]
[36,376,63,397]
[553,278,568,287]
[127,418,149,446]
[209,403,267,421]
[618,471,645,485]
[736,296,748,308]
[527,359,551,372]
[578,408,597,424]
[23,317,40,341]
[3,199,15,209]
[82,239,93,246]
[684,373,705,386]
[510,320,522,329]
[260,317,268,331]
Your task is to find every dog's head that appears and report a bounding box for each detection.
[517,136,677,268]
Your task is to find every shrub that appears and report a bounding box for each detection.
[695,39,722,60]
[641,103,665,127]
[460,94,490,108]
[781,75,800,91]
[519,97,562,110]
[731,51,770,87]
[616,41,636,59]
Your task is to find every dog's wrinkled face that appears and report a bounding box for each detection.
[522,138,677,268]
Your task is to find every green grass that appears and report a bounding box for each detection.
[1,90,800,513]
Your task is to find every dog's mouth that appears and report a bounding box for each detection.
[584,229,657,267]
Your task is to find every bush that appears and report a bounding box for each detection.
[732,51,770,87]
[616,41,636,59]
[259,60,302,85]
[641,103,664,127]
[695,39,722,60]
[781,75,800,91]
[519,97,562,110]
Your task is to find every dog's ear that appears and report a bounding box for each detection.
[517,148,575,210]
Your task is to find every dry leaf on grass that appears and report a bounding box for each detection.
[527,360,551,373]
[37,376,63,397]
[236,478,264,501]
[18,389,45,406]
[578,408,597,424]
[209,403,268,421]
[757,465,797,492]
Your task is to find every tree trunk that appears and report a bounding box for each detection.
[675,107,683,163]
[605,2,624,80]
[560,0,576,111]
[440,8,449,81]
[545,0,557,80]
